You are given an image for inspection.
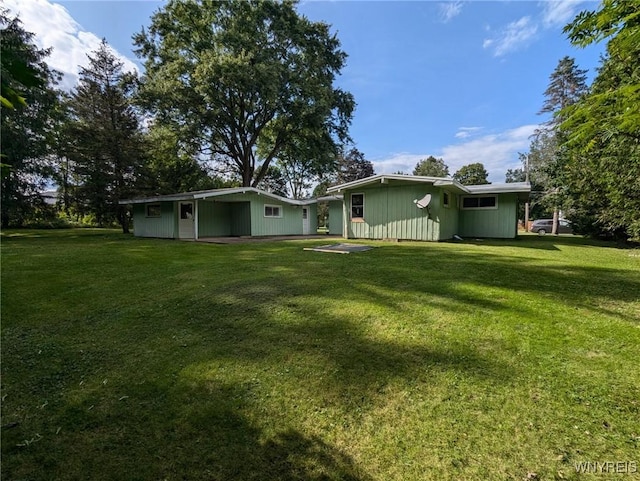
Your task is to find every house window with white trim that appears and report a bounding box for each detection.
[264,204,282,218]
[146,203,161,217]
[351,193,364,220]
[461,195,497,209]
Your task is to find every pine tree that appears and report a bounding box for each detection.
[530,56,588,234]
[1,11,61,227]
[66,40,146,232]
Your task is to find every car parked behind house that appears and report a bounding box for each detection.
[531,219,573,235]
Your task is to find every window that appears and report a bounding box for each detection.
[264,204,282,218]
[180,202,193,219]
[351,193,364,220]
[146,203,161,218]
[443,191,450,208]
[461,195,497,209]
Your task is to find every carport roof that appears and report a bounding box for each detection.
[119,187,319,206]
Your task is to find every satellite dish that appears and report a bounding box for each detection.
[414,193,432,209]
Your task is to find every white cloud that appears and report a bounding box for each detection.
[439,124,538,181]
[483,1,590,57]
[483,16,538,57]
[372,153,426,175]
[540,0,586,28]
[455,126,483,139]
[373,124,538,182]
[3,0,139,90]
[439,1,464,23]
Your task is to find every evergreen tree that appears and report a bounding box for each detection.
[529,56,588,234]
[1,11,61,227]
[66,40,147,232]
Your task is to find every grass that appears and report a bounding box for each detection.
[1,229,639,481]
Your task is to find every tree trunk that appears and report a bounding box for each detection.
[524,202,530,232]
[552,209,559,235]
[118,205,130,234]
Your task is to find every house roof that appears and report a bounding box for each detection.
[326,174,530,198]
[119,187,318,206]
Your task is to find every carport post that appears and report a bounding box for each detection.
[195,199,199,240]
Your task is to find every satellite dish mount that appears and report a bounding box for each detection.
[413,193,432,217]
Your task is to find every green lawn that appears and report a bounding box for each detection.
[1,230,639,480]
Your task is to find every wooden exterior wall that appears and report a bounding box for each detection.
[458,193,518,238]
[132,202,176,238]
[327,201,343,236]
[131,192,316,239]
[342,184,446,241]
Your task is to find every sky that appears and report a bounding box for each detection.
[4,0,606,183]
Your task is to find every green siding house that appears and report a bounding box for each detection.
[120,187,318,240]
[326,174,530,241]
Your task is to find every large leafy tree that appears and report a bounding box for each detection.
[412,156,450,177]
[134,0,354,189]
[1,11,61,227]
[336,147,374,184]
[144,123,228,195]
[65,40,147,232]
[561,0,640,240]
[452,162,490,185]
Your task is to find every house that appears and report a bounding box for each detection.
[326,174,530,241]
[119,187,318,239]
[315,194,344,236]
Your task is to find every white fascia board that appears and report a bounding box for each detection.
[465,182,531,194]
[327,174,456,193]
[118,194,196,205]
[193,187,315,206]
[433,179,469,193]
[315,194,344,202]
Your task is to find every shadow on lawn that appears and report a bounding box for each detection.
[456,233,639,251]
[3,234,639,480]
[3,382,372,481]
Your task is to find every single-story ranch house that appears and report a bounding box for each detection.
[326,174,530,241]
[120,174,529,241]
[119,187,318,239]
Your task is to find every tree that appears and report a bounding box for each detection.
[337,147,374,183]
[0,9,46,110]
[144,123,227,195]
[65,40,147,232]
[412,156,449,177]
[271,132,339,199]
[256,165,288,197]
[528,56,588,233]
[134,0,354,189]
[1,12,61,227]
[560,1,640,240]
[505,168,526,183]
[452,163,489,185]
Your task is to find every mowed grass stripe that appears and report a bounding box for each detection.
[1,229,638,480]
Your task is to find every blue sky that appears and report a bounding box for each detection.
[5,0,605,182]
